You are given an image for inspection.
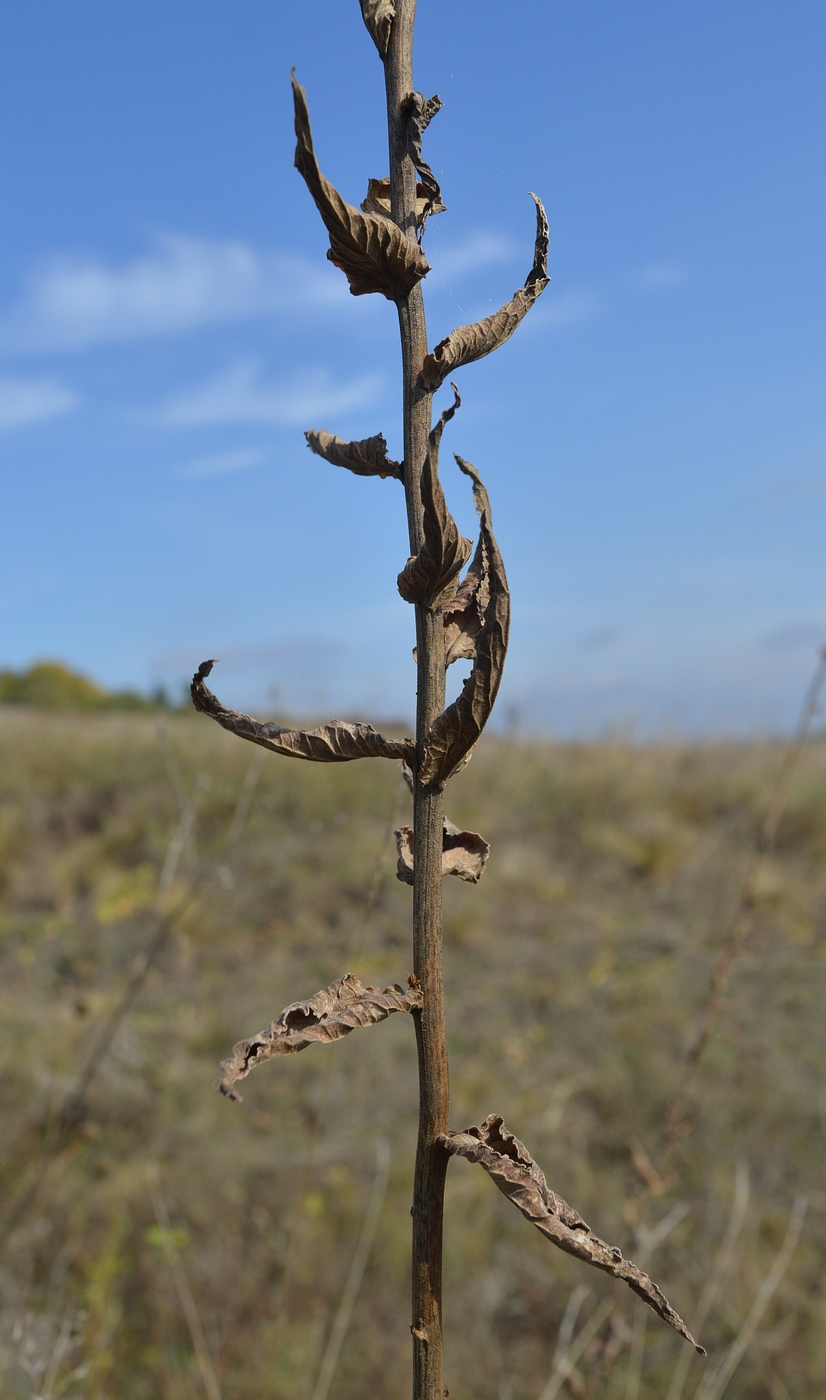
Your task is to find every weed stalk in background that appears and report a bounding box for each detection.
[190,3,704,1395]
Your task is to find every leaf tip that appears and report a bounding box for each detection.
[214,1074,242,1103]
[360,0,395,59]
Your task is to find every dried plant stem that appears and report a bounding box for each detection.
[666,1163,749,1400]
[385,5,450,1397]
[538,1298,614,1400]
[227,748,265,847]
[694,1196,807,1400]
[148,1164,222,1400]
[537,1199,692,1400]
[624,1306,648,1400]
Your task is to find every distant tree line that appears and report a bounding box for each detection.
[0,661,174,711]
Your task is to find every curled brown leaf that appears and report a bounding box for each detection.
[292,72,429,300]
[395,819,490,885]
[359,0,394,59]
[418,194,549,391]
[397,386,473,608]
[411,533,487,666]
[441,473,492,667]
[419,457,510,788]
[191,661,415,767]
[402,92,446,238]
[438,1116,704,1353]
[442,548,487,665]
[217,973,422,1100]
[305,428,401,480]
[361,177,446,231]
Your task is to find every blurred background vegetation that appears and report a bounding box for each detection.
[1,692,825,1398]
[0,662,173,713]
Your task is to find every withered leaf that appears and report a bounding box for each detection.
[395,818,490,885]
[412,535,486,666]
[191,661,415,767]
[439,1116,704,1353]
[441,458,495,666]
[305,427,401,480]
[442,542,487,665]
[418,194,549,392]
[403,92,446,238]
[359,0,394,59]
[420,457,510,788]
[292,73,429,301]
[361,177,446,231]
[397,386,473,609]
[217,973,422,1100]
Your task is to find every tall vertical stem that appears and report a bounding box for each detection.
[385,5,450,1398]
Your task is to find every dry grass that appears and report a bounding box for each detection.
[1,710,825,1399]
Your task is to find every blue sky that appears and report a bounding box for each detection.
[1,1,824,734]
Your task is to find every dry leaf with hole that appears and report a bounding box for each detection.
[439,1116,704,1353]
[420,457,510,787]
[292,72,429,300]
[411,534,487,667]
[397,386,472,608]
[360,0,394,59]
[361,177,446,230]
[442,496,491,666]
[217,974,422,1100]
[395,819,490,885]
[418,194,549,391]
[403,92,446,237]
[191,661,415,767]
[305,428,401,480]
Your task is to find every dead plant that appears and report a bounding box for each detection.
[190,4,704,1395]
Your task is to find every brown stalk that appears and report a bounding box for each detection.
[383,9,449,1396]
[189,5,702,1396]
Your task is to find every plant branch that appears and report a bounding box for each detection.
[384,7,451,1399]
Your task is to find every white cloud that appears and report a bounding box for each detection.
[178,446,268,480]
[0,375,77,428]
[0,234,347,353]
[157,362,383,428]
[627,261,689,292]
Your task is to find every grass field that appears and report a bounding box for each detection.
[1,709,825,1399]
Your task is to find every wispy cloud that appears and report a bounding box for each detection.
[526,287,601,333]
[0,374,77,428]
[580,625,622,651]
[0,234,347,353]
[762,622,825,652]
[626,261,689,292]
[178,446,268,480]
[759,474,826,504]
[426,232,514,283]
[157,362,383,428]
